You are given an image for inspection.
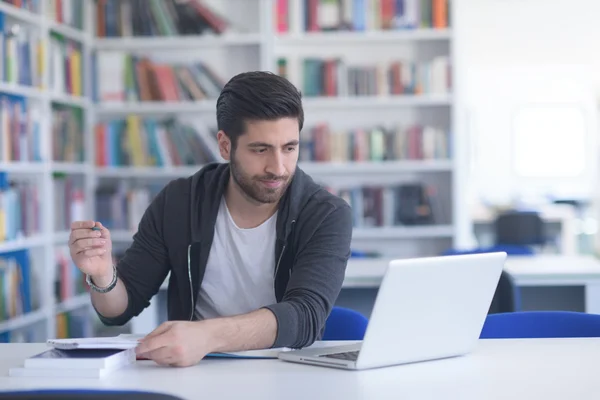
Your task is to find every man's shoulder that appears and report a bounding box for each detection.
[294,169,351,219]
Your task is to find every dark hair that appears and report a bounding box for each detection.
[216,71,304,147]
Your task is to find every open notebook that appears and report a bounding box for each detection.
[47,334,290,359]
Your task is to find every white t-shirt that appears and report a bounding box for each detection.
[194,197,278,320]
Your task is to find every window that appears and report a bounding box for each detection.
[512,104,587,178]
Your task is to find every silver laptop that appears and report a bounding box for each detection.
[278,252,507,370]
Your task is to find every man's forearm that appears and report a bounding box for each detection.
[90,273,129,319]
[208,308,278,352]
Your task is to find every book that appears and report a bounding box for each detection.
[8,347,136,379]
[24,348,135,369]
[47,335,141,350]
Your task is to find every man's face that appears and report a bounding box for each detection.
[220,118,300,204]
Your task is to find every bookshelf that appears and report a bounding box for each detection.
[1,0,461,339]
[0,0,95,342]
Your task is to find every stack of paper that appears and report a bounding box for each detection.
[9,347,136,378]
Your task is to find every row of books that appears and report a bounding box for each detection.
[53,173,85,232]
[327,182,445,227]
[47,0,85,30]
[93,180,447,232]
[49,32,83,98]
[52,104,84,163]
[300,123,450,162]
[96,182,163,232]
[55,308,94,339]
[275,0,449,33]
[0,0,39,13]
[95,0,227,38]
[0,94,42,163]
[0,14,43,87]
[94,116,219,168]
[95,53,224,103]
[0,0,83,30]
[0,249,36,324]
[1,308,93,343]
[0,172,40,242]
[54,246,87,303]
[292,56,450,97]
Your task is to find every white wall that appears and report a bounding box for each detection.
[453,0,600,207]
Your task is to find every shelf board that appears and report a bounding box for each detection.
[94,33,262,50]
[0,82,45,99]
[0,235,47,252]
[47,20,88,43]
[0,162,46,174]
[275,28,452,45]
[51,162,90,174]
[0,2,41,25]
[95,166,202,178]
[299,160,452,174]
[302,94,452,108]
[50,92,90,108]
[0,308,47,334]
[111,230,135,242]
[53,231,70,243]
[55,293,90,314]
[95,101,216,115]
[352,225,454,240]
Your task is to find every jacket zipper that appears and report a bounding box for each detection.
[274,244,286,279]
[274,220,295,280]
[187,244,194,321]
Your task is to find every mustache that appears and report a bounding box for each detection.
[256,174,288,181]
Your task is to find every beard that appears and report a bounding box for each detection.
[229,152,293,204]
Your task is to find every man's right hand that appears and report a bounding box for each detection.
[69,220,114,286]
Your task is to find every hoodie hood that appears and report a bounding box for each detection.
[188,162,323,244]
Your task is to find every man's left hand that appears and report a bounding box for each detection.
[135,320,217,367]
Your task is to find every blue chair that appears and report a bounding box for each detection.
[0,389,183,399]
[323,306,368,340]
[480,311,600,339]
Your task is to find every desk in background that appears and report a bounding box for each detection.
[1,339,599,400]
[339,255,600,316]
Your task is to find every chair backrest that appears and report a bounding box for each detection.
[0,390,183,400]
[480,311,600,339]
[494,210,545,246]
[323,306,368,340]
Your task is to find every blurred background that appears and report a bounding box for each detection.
[0,0,599,342]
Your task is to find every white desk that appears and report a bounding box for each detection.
[1,339,599,399]
[344,255,600,314]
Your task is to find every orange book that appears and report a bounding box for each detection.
[433,0,448,28]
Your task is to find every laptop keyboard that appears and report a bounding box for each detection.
[320,350,359,361]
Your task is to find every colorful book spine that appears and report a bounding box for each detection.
[275,0,450,33]
[291,56,451,97]
[0,172,41,242]
[0,249,36,325]
[94,54,224,104]
[0,93,43,163]
[95,116,220,168]
[95,0,228,38]
[300,123,451,162]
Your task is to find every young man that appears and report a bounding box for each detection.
[68,71,353,367]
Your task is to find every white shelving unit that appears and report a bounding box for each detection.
[1,0,463,338]
[0,1,95,342]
